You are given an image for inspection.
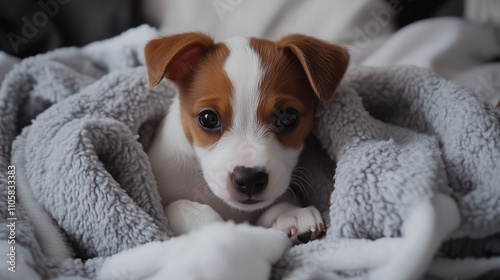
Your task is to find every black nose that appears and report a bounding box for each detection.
[231,166,268,197]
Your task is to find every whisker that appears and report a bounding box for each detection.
[294,166,312,176]
[290,166,317,200]
[291,179,311,201]
[292,169,311,181]
[283,187,298,202]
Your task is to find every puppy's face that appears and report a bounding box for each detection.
[146,33,349,211]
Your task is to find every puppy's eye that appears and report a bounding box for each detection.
[198,110,221,131]
[274,108,299,132]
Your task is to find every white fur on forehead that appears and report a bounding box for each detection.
[222,36,263,133]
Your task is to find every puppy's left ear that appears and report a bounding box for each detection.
[277,34,350,103]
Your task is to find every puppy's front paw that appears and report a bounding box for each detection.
[272,206,325,244]
[165,199,223,236]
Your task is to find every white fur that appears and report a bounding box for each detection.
[148,97,203,206]
[256,202,324,242]
[164,199,223,236]
[194,37,302,211]
[97,222,291,280]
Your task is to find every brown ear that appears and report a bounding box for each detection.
[144,32,214,88]
[277,34,350,103]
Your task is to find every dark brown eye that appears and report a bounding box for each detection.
[198,110,221,131]
[274,108,299,132]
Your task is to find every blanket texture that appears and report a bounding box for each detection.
[1,25,500,280]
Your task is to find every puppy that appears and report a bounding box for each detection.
[145,33,349,243]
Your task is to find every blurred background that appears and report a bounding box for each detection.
[0,0,499,105]
[0,0,465,58]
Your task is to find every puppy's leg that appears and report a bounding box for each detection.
[165,199,223,236]
[257,202,325,244]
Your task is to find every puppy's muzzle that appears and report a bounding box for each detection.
[231,166,268,203]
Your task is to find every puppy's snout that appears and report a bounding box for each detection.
[231,166,268,197]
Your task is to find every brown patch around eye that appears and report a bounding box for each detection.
[257,94,304,126]
[178,43,233,148]
[250,38,318,150]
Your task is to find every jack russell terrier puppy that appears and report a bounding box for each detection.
[145,32,349,243]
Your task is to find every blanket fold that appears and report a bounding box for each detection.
[1,25,499,280]
[344,66,500,238]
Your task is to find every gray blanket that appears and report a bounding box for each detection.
[1,25,499,280]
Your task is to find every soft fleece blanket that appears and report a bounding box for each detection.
[1,25,500,280]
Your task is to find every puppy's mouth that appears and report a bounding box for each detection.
[238,198,263,205]
[225,197,275,211]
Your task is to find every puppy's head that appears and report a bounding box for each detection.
[145,33,349,211]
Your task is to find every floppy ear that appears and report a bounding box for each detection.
[277,34,350,103]
[144,32,214,88]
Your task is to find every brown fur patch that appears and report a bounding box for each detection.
[250,38,318,150]
[144,32,214,88]
[276,34,350,103]
[179,43,232,148]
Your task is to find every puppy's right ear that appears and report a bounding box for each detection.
[145,32,214,88]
